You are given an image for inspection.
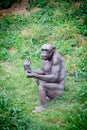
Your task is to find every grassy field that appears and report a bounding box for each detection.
[0,1,87,130]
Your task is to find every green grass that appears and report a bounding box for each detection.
[0,1,87,130]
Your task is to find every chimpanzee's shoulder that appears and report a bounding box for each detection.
[52,52,62,65]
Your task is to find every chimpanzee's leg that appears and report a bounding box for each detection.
[43,80,65,90]
[33,79,47,112]
[33,80,64,112]
[36,79,52,100]
[33,82,47,112]
[43,82,64,99]
[39,83,47,107]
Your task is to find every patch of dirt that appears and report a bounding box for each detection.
[9,48,16,54]
[0,0,39,19]
[21,29,30,35]
[74,2,81,9]
[76,35,87,46]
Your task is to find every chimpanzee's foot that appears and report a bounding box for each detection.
[33,105,47,113]
[46,96,50,101]
[46,96,52,101]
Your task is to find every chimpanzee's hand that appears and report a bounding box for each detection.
[27,70,32,73]
[26,71,34,78]
[24,59,31,72]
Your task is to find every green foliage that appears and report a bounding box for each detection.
[73,44,87,78]
[64,82,87,130]
[0,48,10,61]
[77,56,87,78]
[77,3,87,36]
[65,2,87,36]
[27,0,49,10]
[27,0,87,10]
[0,96,31,129]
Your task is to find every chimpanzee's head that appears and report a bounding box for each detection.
[41,44,55,60]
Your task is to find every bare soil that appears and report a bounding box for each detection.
[0,0,38,19]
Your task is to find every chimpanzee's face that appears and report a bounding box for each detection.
[41,48,54,60]
[41,44,55,60]
[41,49,52,60]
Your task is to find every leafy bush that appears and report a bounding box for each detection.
[65,2,87,36]
[77,3,87,36]
[0,96,31,129]
[0,0,21,9]
[0,0,12,9]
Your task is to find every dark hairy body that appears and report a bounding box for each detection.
[24,44,66,112]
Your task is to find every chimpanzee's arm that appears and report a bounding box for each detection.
[34,69,45,75]
[26,63,61,82]
[35,64,60,82]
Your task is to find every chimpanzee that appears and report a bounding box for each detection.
[24,44,66,112]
